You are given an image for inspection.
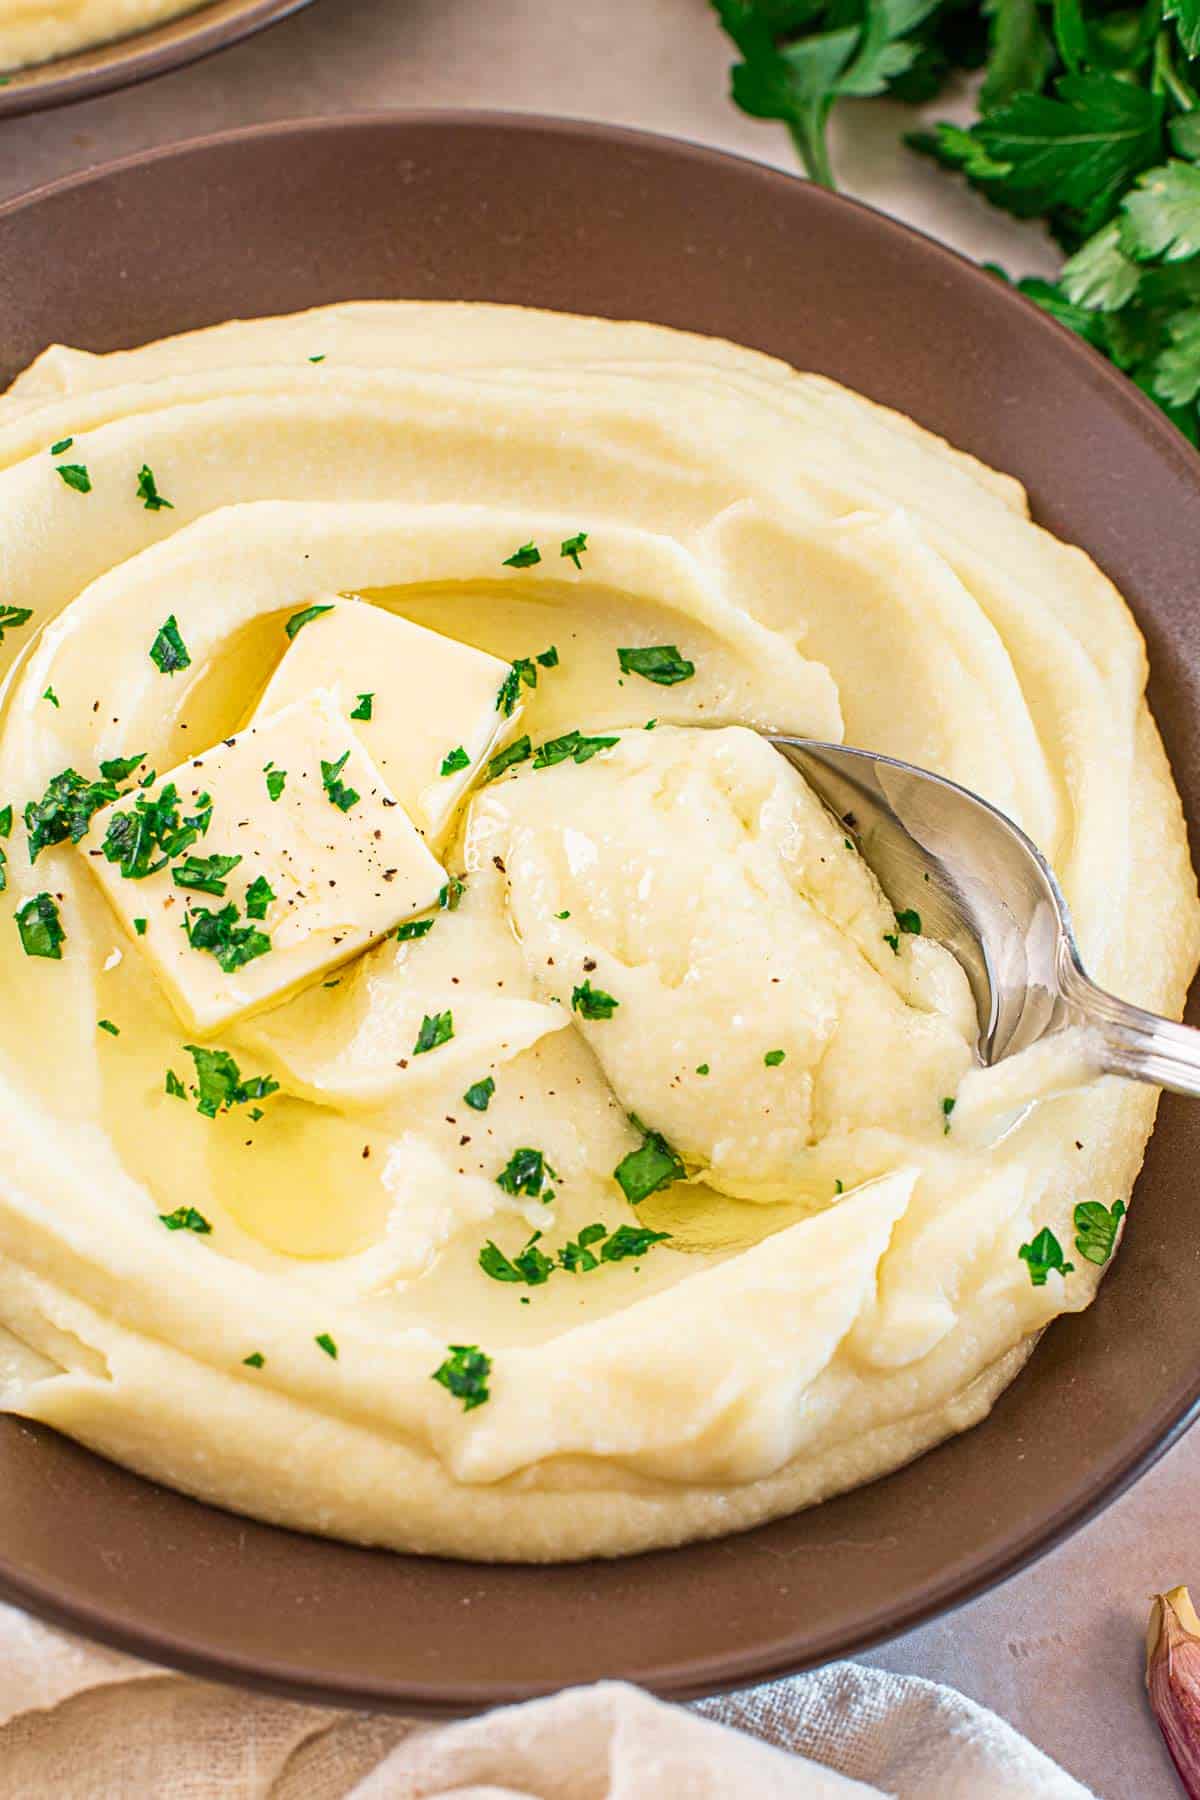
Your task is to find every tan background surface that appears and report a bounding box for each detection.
[0,4,1192,1795]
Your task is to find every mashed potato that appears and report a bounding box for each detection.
[0,0,205,70]
[0,301,1193,1560]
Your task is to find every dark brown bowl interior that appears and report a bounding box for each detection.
[0,0,313,118]
[0,113,1198,1715]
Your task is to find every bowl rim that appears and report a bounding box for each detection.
[0,0,314,120]
[0,108,1198,1712]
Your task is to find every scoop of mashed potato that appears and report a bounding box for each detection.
[0,300,1194,1561]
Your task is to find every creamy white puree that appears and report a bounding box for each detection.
[0,301,1194,1561]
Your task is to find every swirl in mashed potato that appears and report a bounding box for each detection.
[0,301,1194,1560]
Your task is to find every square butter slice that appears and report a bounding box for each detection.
[257,598,515,844]
[85,693,445,1035]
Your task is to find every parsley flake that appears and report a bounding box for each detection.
[942,1096,956,1133]
[502,541,541,568]
[265,767,287,802]
[601,1223,671,1262]
[320,750,359,812]
[536,645,560,667]
[440,745,470,775]
[134,917,148,935]
[614,1119,685,1205]
[149,615,191,675]
[413,1010,454,1054]
[42,687,59,709]
[102,783,211,880]
[350,692,374,722]
[764,1048,786,1066]
[1019,1226,1075,1286]
[49,438,73,456]
[464,1076,495,1111]
[16,892,64,959]
[396,917,435,940]
[244,874,275,920]
[617,644,695,686]
[0,606,33,645]
[173,852,243,897]
[184,903,271,973]
[572,978,619,1020]
[896,908,922,935]
[432,1343,491,1410]
[159,1206,212,1234]
[55,464,91,494]
[1074,1198,1126,1266]
[98,1018,119,1036]
[165,1069,187,1099]
[496,1147,556,1200]
[479,1236,556,1286]
[560,531,588,568]
[883,932,900,954]
[243,1352,266,1368]
[136,464,173,512]
[696,1062,709,1075]
[184,1044,278,1118]
[488,735,532,780]
[315,1332,338,1359]
[285,604,334,640]
[26,766,127,861]
[0,807,12,839]
[533,728,619,768]
[438,875,465,911]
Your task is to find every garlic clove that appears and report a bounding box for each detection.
[1147,1587,1200,1797]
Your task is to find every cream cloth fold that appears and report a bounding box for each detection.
[0,1603,1092,1797]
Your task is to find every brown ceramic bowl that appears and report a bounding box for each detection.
[0,0,313,118]
[0,113,1198,1714]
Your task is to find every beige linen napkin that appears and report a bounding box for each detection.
[0,1603,1091,1797]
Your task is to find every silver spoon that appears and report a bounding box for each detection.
[771,737,1200,1099]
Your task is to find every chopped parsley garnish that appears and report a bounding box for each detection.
[244,875,275,920]
[572,978,619,1020]
[285,604,334,640]
[149,614,191,675]
[464,1075,495,1111]
[644,718,657,730]
[555,909,570,919]
[440,745,470,774]
[496,1146,556,1200]
[559,1222,609,1272]
[696,1062,709,1075]
[601,1223,671,1261]
[536,645,560,667]
[942,1096,956,1134]
[159,1206,212,1234]
[265,767,287,802]
[502,541,541,568]
[0,847,6,894]
[173,852,243,897]
[315,1332,338,1359]
[1074,1199,1126,1266]
[16,893,64,960]
[98,1019,119,1036]
[617,644,695,686]
[42,687,60,709]
[26,766,127,861]
[243,1352,266,1368]
[184,903,271,973]
[98,752,146,783]
[165,1069,187,1099]
[0,606,33,645]
[533,728,619,768]
[883,932,900,954]
[103,783,210,880]
[479,1236,556,1286]
[439,875,465,911]
[183,1044,279,1118]
[614,1119,685,1205]
[350,692,374,722]
[320,750,360,812]
[136,464,173,512]
[896,908,922,935]
[1019,1226,1075,1287]
[495,649,558,716]
[49,438,73,456]
[560,531,588,568]
[308,354,326,363]
[134,917,148,935]
[55,464,91,494]
[764,1048,786,1066]
[413,1009,454,1054]
[488,735,532,780]
[0,806,11,838]
[432,1343,492,1410]
[396,917,435,940]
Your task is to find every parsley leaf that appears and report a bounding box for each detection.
[601,1223,671,1261]
[572,978,620,1019]
[136,464,173,511]
[396,917,435,940]
[432,1343,492,1409]
[464,1075,495,1111]
[614,1120,685,1205]
[533,728,619,768]
[0,847,6,894]
[617,644,696,685]
[560,532,589,567]
[244,874,275,920]
[55,464,91,494]
[502,541,541,568]
[98,1018,119,1036]
[350,692,374,721]
[25,766,124,860]
[159,1205,212,1234]
[103,783,209,879]
[49,438,73,456]
[315,1332,338,1359]
[488,735,532,780]
[0,808,10,839]
[320,750,360,812]
[265,767,287,802]
[0,606,33,645]
[184,904,272,973]
[536,645,560,667]
[496,1146,556,1200]
[942,1095,956,1133]
[438,875,465,911]
[149,615,191,675]
[15,892,64,959]
[479,1236,556,1285]
[183,1044,278,1118]
[243,1352,266,1368]
[1018,1225,1075,1285]
[285,604,334,640]
[440,745,470,774]
[98,752,146,783]
[42,687,59,709]
[165,1068,187,1099]
[495,649,558,716]
[413,1010,454,1054]
[1074,1197,1126,1265]
[173,852,242,897]
[896,908,922,934]
[764,1047,786,1066]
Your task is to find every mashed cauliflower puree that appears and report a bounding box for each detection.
[0,301,1195,1561]
[0,0,204,70]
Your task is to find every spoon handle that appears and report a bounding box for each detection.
[1060,959,1200,1099]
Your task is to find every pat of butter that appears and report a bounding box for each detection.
[84,693,445,1035]
[256,598,516,845]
